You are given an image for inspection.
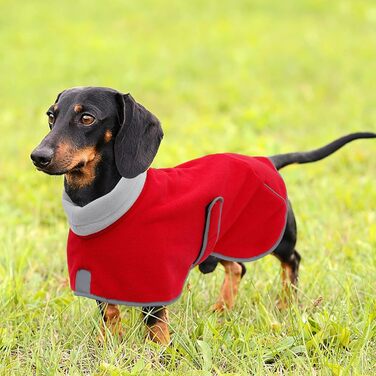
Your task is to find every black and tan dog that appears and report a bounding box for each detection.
[31,87,375,344]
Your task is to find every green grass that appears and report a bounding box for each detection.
[1,0,376,374]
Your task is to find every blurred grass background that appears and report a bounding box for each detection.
[0,0,375,374]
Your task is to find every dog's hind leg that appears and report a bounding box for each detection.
[272,202,301,309]
[199,256,245,311]
[142,306,170,345]
[97,301,123,339]
[212,260,246,312]
[275,250,301,309]
[198,255,220,274]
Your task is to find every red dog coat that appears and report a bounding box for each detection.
[64,153,288,306]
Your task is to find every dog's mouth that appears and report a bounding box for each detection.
[36,159,89,175]
[70,161,86,171]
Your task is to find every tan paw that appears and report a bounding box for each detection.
[97,322,124,343]
[212,301,228,312]
[276,297,289,311]
[147,323,170,345]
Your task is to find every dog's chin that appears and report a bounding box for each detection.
[36,166,67,175]
[36,161,85,176]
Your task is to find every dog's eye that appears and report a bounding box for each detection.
[80,114,95,126]
[47,113,55,129]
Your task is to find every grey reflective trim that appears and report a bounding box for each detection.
[73,290,183,307]
[75,269,91,294]
[72,270,193,307]
[192,196,224,267]
[211,196,288,262]
[263,182,286,202]
[62,171,147,236]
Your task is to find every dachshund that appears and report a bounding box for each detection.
[31,87,375,344]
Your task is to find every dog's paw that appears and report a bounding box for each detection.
[276,297,289,311]
[97,323,124,344]
[147,323,170,345]
[211,302,227,313]
[276,294,297,311]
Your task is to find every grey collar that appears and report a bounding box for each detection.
[62,171,147,236]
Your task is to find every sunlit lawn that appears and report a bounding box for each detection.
[0,0,375,374]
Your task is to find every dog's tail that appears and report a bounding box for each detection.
[270,132,376,170]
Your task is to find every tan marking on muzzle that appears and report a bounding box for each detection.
[53,141,74,164]
[65,146,101,189]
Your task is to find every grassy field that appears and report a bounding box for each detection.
[1,0,376,374]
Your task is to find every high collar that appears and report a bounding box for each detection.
[62,171,147,236]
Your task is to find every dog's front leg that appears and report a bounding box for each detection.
[142,306,170,345]
[97,301,123,339]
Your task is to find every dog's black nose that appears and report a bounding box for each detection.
[30,147,54,168]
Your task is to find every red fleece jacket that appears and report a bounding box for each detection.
[67,153,288,306]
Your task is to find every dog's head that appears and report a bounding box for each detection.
[31,87,163,185]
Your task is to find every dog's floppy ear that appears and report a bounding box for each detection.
[114,93,163,178]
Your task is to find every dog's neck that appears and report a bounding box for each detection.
[62,171,147,235]
[64,153,122,207]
